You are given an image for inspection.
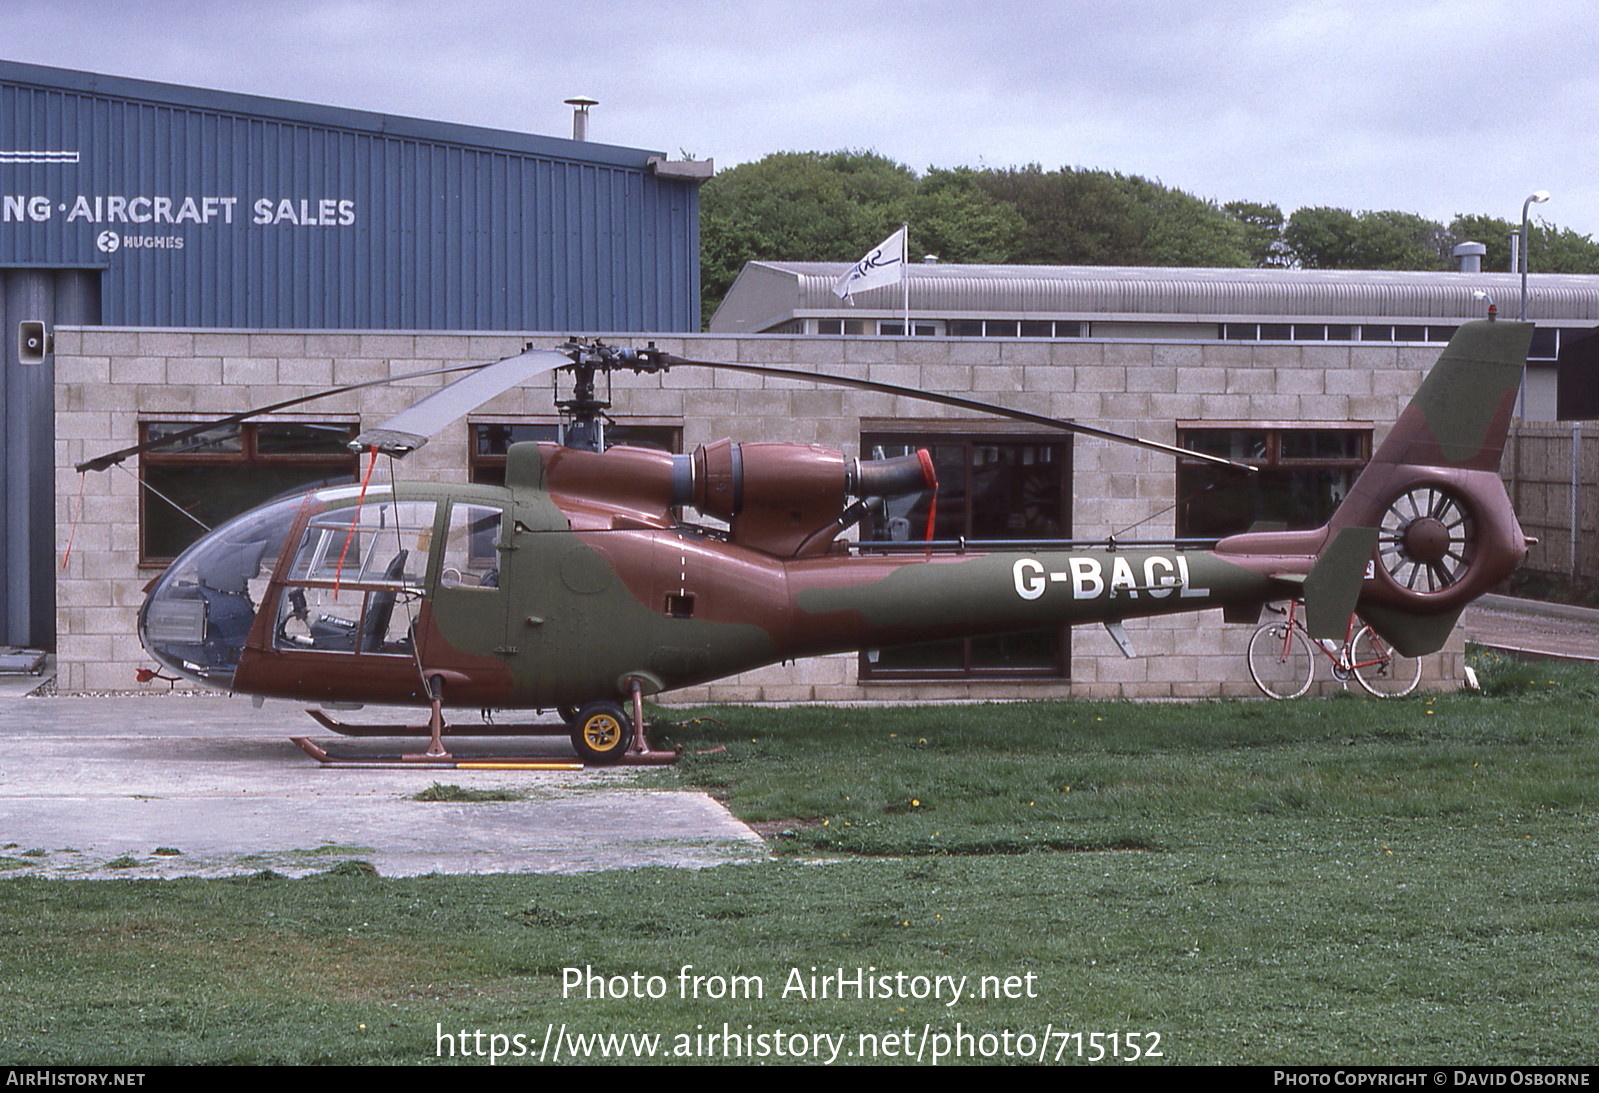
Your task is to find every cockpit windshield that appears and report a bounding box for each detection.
[138,490,312,687]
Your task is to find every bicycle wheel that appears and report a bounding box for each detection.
[1350,625,1422,697]
[1247,622,1315,699]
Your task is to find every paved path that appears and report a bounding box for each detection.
[1460,594,1599,662]
[0,695,765,879]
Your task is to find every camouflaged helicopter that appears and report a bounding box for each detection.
[81,316,1534,764]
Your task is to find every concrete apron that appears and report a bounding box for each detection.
[0,695,765,878]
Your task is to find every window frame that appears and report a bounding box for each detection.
[1175,421,1372,539]
[858,427,1074,681]
[137,420,359,568]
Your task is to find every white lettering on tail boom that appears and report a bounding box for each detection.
[1012,555,1209,601]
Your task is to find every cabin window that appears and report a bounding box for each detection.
[857,432,1072,680]
[1176,425,1371,538]
[441,503,504,589]
[469,423,681,485]
[139,421,358,566]
[274,500,436,655]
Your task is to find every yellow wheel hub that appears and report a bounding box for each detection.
[582,716,623,749]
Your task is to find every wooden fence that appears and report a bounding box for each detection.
[1502,422,1599,578]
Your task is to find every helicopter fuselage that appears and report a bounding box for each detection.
[141,447,1280,711]
[136,319,1535,717]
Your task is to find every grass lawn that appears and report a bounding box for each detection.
[4,653,1597,1065]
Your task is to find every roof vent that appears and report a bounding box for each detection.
[1452,241,1487,274]
[564,97,598,141]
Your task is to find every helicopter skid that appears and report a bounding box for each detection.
[290,736,580,769]
[305,708,562,737]
[291,734,679,768]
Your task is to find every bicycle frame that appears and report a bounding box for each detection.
[1249,599,1422,699]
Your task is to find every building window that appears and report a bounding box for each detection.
[1224,323,1452,344]
[948,319,1082,338]
[470,422,681,485]
[859,432,1072,680]
[1177,425,1371,538]
[877,320,942,336]
[1526,326,1597,360]
[139,421,358,565]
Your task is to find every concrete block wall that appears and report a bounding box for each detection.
[54,328,1464,700]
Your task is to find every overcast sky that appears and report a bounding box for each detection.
[4,0,1595,243]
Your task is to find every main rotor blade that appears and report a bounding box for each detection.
[659,354,1258,472]
[75,357,517,473]
[351,348,573,456]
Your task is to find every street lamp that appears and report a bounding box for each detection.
[1520,190,1550,321]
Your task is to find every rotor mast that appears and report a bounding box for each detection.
[554,341,669,451]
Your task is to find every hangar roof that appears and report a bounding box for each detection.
[0,59,660,169]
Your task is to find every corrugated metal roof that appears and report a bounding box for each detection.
[0,60,656,170]
[713,261,1599,330]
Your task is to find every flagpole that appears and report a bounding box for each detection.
[902,221,910,336]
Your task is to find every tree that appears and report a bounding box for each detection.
[1528,219,1599,274]
[1283,208,1449,270]
[1444,214,1599,275]
[699,151,1022,326]
[972,166,1255,268]
[1223,201,1288,267]
[905,167,1024,266]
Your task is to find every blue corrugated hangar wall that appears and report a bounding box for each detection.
[0,60,703,647]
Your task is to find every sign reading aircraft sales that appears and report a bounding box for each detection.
[1,193,357,226]
[1,191,360,255]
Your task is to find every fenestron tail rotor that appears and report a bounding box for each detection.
[1377,485,1475,594]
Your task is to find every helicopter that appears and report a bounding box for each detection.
[82,316,1534,764]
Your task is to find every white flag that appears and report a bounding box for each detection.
[833,226,906,301]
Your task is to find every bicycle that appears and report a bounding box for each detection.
[1246,600,1422,699]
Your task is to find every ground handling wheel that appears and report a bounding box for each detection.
[570,701,633,765]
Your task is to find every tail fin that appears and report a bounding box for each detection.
[1343,318,1532,480]
[1333,319,1534,654]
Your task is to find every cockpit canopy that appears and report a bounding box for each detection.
[139,490,311,686]
[139,484,494,690]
